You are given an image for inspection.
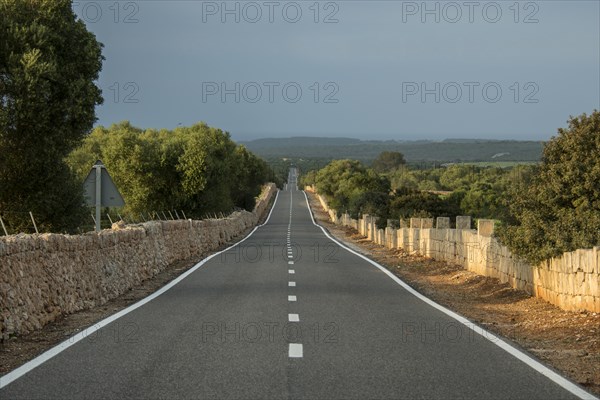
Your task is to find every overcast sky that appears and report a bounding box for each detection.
[74,1,600,141]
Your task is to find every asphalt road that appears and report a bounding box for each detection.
[0,169,594,399]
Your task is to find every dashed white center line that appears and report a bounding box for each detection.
[289,343,303,358]
[287,187,304,359]
[288,314,300,322]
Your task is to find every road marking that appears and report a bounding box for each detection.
[289,269,295,274]
[289,343,303,358]
[302,191,597,400]
[0,190,284,390]
[288,314,300,322]
[288,295,297,302]
[288,281,296,287]
[288,261,294,265]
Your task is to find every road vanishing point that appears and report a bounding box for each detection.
[0,169,596,399]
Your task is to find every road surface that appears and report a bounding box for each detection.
[0,169,594,399]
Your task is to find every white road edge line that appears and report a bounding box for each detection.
[302,190,597,400]
[0,189,282,390]
[289,343,303,358]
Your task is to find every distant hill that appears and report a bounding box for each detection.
[241,137,543,163]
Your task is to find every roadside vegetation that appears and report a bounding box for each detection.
[301,111,600,264]
[67,121,279,220]
[0,1,277,234]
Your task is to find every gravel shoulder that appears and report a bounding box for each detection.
[306,191,600,397]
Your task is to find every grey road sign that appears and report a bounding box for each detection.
[83,160,125,232]
[83,161,125,207]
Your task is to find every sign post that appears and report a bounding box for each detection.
[95,163,102,232]
[83,160,125,232]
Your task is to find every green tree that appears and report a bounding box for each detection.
[0,0,103,232]
[372,151,406,173]
[439,164,478,190]
[299,169,318,188]
[178,123,239,214]
[68,121,275,219]
[389,188,460,220]
[232,145,270,210]
[496,111,600,264]
[389,165,418,191]
[315,159,390,215]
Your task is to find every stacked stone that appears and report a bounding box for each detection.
[317,191,599,314]
[0,184,277,338]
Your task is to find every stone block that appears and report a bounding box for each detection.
[421,218,434,229]
[477,219,495,237]
[436,217,450,229]
[456,216,472,230]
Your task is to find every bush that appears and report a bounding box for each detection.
[496,111,600,264]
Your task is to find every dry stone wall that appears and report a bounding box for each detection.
[314,191,599,313]
[0,184,277,338]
